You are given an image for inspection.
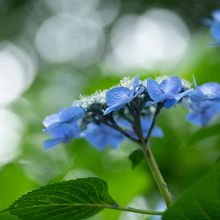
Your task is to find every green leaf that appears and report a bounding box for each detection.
[8,177,117,220]
[163,161,220,220]
[183,124,220,147]
[129,149,144,168]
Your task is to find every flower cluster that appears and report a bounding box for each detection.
[204,9,220,46]
[43,76,220,150]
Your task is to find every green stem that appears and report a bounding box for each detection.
[103,204,163,215]
[142,145,173,208]
[134,104,173,208]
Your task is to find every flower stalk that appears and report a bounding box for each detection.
[135,104,173,208]
[142,145,173,208]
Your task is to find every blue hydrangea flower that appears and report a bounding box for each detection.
[43,106,85,149]
[116,116,163,140]
[186,100,220,126]
[147,76,191,108]
[191,76,220,102]
[81,123,124,150]
[204,9,220,45]
[104,76,144,115]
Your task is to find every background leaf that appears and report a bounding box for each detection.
[8,177,117,220]
[129,149,144,168]
[182,124,220,148]
[163,161,220,220]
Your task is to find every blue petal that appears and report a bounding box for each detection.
[59,106,85,122]
[147,79,163,101]
[82,123,124,150]
[131,76,140,96]
[106,87,131,106]
[43,106,84,127]
[104,99,130,115]
[212,9,220,22]
[159,76,181,94]
[152,126,164,138]
[186,101,220,126]
[211,22,220,42]
[164,99,177,109]
[186,112,203,126]
[43,112,60,127]
[192,81,220,102]
[44,138,64,150]
[104,87,133,115]
[199,82,220,97]
[44,122,80,139]
[141,116,163,139]
[191,76,206,102]
[165,89,193,108]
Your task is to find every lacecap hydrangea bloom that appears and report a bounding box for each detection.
[43,76,220,150]
[204,9,220,46]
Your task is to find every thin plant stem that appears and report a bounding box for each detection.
[102,204,164,215]
[142,145,173,208]
[135,104,173,208]
[145,104,162,144]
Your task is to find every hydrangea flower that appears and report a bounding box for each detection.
[146,76,191,108]
[81,123,124,150]
[43,75,220,151]
[43,106,85,149]
[204,9,220,45]
[191,76,220,102]
[186,101,220,126]
[104,76,144,115]
[186,77,220,126]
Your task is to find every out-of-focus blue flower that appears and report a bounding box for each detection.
[81,123,124,150]
[204,9,220,45]
[43,106,85,149]
[186,101,220,126]
[147,76,191,108]
[104,76,144,115]
[191,76,220,102]
[117,116,163,140]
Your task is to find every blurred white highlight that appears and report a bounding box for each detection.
[119,196,149,220]
[104,8,190,72]
[0,43,36,105]
[0,108,22,166]
[35,13,103,64]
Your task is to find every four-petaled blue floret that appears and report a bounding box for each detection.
[104,76,144,115]
[43,75,220,150]
[191,76,220,102]
[186,77,220,126]
[186,101,220,126]
[43,106,85,149]
[146,76,192,108]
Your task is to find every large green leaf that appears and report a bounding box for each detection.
[8,177,117,220]
[163,161,220,220]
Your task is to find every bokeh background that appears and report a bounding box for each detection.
[0,0,220,219]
